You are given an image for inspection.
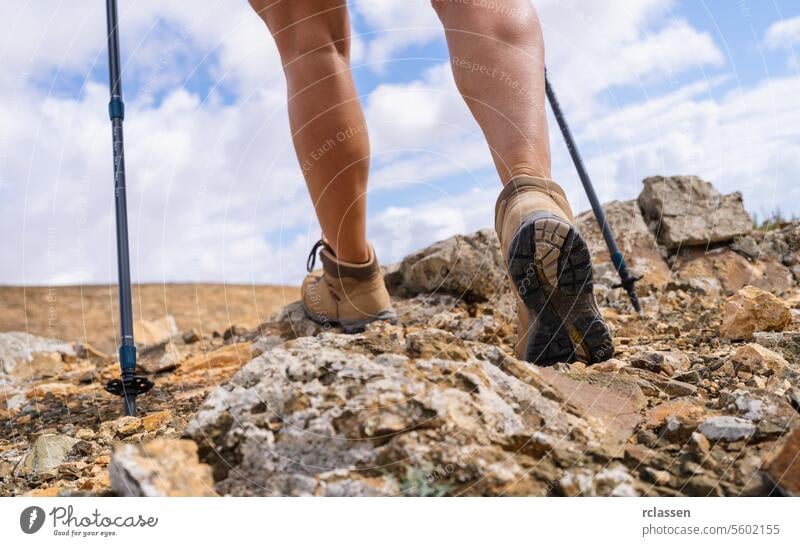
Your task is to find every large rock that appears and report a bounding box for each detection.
[732,221,800,280]
[720,285,792,340]
[133,315,179,348]
[187,326,643,496]
[576,200,670,292]
[672,247,794,295]
[109,439,216,496]
[15,434,80,476]
[638,176,752,249]
[0,332,74,376]
[763,426,800,496]
[729,343,791,376]
[698,416,756,442]
[384,229,507,302]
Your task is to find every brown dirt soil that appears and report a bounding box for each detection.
[0,284,299,353]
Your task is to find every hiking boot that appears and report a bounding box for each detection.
[301,240,397,333]
[495,176,613,365]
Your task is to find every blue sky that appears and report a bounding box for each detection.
[1,0,799,286]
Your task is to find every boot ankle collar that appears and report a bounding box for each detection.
[496,176,568,212]
[494,176,572,241]
[319,244,379,281]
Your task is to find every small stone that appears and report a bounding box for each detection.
[67,439,93,458]
[689,432,711,455]
[77,429,95,441]
[182,329,201,344]
[223,325,247,340]
[26,382,77,398]
[141,410,172,432]
[720,285,791,341]
[656,378,698,397]
[730,343,789,376]
[109,439,216,496]
[672,370,702,384]
[631,353,674,376]
[641,467,672,486]
[698,415,756,442]
[140,341,183,374]
[93,454,111,466]
[100,416,142,438]
[589,358,628,373]
[683,474,723,496]
[645,398,705,430]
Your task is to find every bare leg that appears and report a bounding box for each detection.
[431,0,551,184]
[250,0,369,263]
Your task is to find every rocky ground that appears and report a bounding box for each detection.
[1,175,799,497]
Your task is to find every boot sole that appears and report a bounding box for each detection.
[300,304,398,334]
[506,212,613,366]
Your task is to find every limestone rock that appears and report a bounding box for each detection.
[638,175,752,249]
[4,218,800,498]
[142,410,173,432]
[16,434,80,476]
[630,350,690,376]
[179,342,253,374]
[730,344,790,376]
[385,229,507,302]
[734,221,800,278]
[720,285,792,340]
[139,341,184,374]
[763,427,800,496]
[109,439,216,496]
[575,199,670,292]
[0,332,74,376]
[644,398,705,430]
[186,333,642,496]
[100,416,143,438]
[673,247,794,295]
[698,416,756,442]
[133,315,179,348]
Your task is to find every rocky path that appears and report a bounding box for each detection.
[1,176,799,496]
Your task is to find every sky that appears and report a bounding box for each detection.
[1,0,799,287]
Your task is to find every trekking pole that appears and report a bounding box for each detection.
[544,70,642,314]
[103,0,153,416]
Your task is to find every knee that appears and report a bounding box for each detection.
[432,0,543,47]
[250,1,350,67]
[278,29,350,68]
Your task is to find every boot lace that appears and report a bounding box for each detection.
[306,239,326,272]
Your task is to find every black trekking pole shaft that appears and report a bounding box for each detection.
[105,0,151,415]
[544,71,642,313]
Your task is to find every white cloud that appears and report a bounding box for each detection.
[369,186,496,265]
[544,72,800,224]
[764,15,800,49]
[352,0,441,72]
[1,0,797,288]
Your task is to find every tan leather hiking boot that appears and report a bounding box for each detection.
[301,240,397,333]
[495,176,613,365]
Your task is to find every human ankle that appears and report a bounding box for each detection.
[505,163,550,183]
[329,243,370,266]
